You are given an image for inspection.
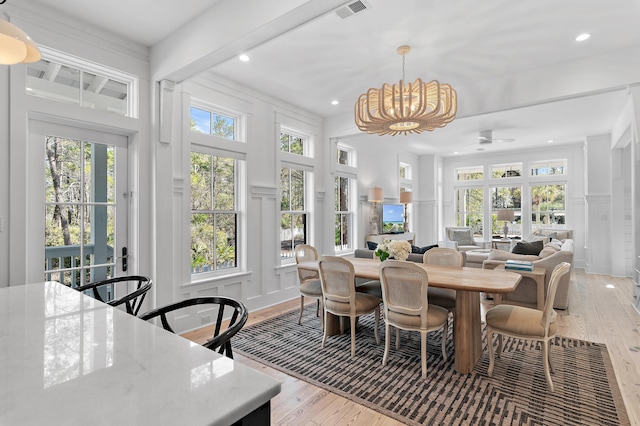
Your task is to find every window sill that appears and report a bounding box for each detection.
[184,270,252,288]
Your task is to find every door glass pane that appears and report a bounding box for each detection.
[44,136,119,288]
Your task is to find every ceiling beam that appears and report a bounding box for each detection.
[150,0,350,83]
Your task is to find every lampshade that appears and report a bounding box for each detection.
[0,19,41,65]
[368,187,383,203]
[354,45,457,136]
[400,191,412,204]
[497,209,515,221]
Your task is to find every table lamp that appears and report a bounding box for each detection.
[400,191,412,233]
[368,187,383,235]
[497,209,515,239]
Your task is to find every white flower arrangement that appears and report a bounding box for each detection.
[374,240,412,261]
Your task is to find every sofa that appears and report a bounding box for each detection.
[482,238,574,309]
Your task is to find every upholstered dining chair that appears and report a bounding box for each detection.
[485,262,571,392]
[140,296,248,359]
[379,260,449,379]
[76,275,152,316]
[422,248,464,315]
[294,244,323,329]
[318,256,381,358]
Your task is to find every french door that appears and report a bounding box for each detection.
[29,121,129,288]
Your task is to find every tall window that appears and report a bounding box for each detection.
[189,102,244,275]
[400,162,412,180]
[280,166,307,260]
[455,187,483,236]
[335,176,353,251]
[190,154,238,273]
[491,186,522,236]
[531,184,566,228]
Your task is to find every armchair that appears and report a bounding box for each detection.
[444,227,489,253]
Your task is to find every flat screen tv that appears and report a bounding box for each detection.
[382,203,404,233]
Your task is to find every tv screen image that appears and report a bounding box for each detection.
[382,204,404,233]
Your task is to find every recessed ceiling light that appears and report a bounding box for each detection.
[547,139,554,143]
[331,100,339,105]
[238,54,250,62]
[453,151,459,155]
[575,33,590,42]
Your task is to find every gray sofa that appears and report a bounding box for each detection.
[482,239,574,309]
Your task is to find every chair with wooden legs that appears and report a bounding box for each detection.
[379,260,449,379]
[294,244,323,329]
[422,248,464,315]
[318,256,380,357]
[485,262,571,392]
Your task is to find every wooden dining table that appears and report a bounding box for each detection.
[297,257,522,374]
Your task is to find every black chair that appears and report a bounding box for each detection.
[76,275,152,316]
[139,297,248,359]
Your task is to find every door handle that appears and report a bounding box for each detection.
[116,247,128,272]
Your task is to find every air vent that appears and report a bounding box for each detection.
[335,0,368,19]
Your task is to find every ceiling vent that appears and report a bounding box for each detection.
[335,1,368,19]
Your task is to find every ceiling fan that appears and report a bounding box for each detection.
[477,129,515,145]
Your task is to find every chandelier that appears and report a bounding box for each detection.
[354,45,457,136]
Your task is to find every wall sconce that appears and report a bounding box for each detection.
[368,186,383,235]
[400,191,412,233]
[497,209,515,239]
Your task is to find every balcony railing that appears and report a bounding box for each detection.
[45,244,114,287]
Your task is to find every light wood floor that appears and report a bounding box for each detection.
[183,269,640,426]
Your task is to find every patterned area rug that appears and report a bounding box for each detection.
[233,309,630,425]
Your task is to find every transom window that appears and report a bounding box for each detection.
[26,48,137,118]
[190,107,237,139]
[456,166,483,181]
[400,162,412,180]
[530,160,566,176]
[337,144,355,166]
[491,163,522,178]
[280,130,306,155]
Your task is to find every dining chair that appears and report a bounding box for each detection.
[140,296,248,359]
[379,260,449,379]
[294,244,323,328]
[318,256,380,358]
[422,247,464,314]
[485,262,571,391]
[76,275,152,316]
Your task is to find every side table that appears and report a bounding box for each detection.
[494,264,546,310]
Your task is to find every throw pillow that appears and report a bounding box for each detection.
[488,249,540,262]
[411,245,421,253]
[366,241,378,250]
[511,240,544,255]
[452,229,474,245]
[418,244,438,254]
[524,233,550,244]
[538,246,558,258]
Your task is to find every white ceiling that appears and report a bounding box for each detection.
[20,0,640,156]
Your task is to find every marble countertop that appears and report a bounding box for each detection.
[0,282,280,425]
